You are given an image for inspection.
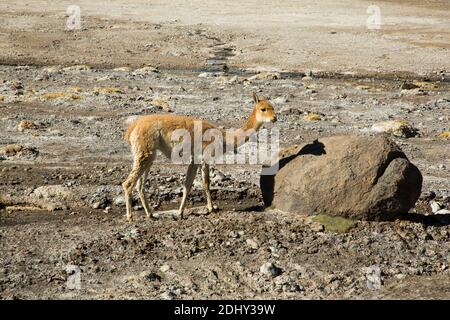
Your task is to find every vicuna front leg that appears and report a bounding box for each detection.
[178,162,199,219]
[201,163,213,213]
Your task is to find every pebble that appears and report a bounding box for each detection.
[430,200,443,213]
[160,291,174,300]
[113,196,125,207]
[246,238,259,250]
[260,262,282,277]
[371,119,418,138]
[92,202,103,209]
[160,264,171,273]
[366,265,382,290]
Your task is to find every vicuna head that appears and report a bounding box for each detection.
[252,92,277,124]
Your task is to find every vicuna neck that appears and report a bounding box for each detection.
[223,108,261,152]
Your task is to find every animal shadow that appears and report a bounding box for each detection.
[260,139,326,207]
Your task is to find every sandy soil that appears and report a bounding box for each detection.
[0,0,449,74]
[0,0,449,300]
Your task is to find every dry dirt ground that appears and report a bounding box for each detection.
[0,0,449,299]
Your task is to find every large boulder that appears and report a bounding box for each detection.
[260,135,422,220]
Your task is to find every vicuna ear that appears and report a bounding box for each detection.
[252,92,259,104]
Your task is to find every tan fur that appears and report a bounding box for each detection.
[122,92,276,221]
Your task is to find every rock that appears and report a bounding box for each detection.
[371,119,418,138]
[437,131,450,139]
[63,65,91,72]
[0,144,23,156]
[92,201,103,209]
[198,72,213,78]
[133,66,159,75]
[246,238,259,250]
[42,66,61,74]
[0,144,39,160]
[248,72,281,81]
[366,265,382,290]
[280,106,303,115]
[420,191,436,201]
[113,67,132,72]
[272,96,289,104]
[400,82,419,90]
[211,170,227,183]
[151,97,172,112]
[142,272,161,282]
[261,135,422,220]
[31,185,74,211]
[160,291,175,300]
[160,264,171,273]
[93,87,123,94]
[41,92,81,101]
[18,120,36,131]
[127,228,141,238]
[304,113,321,121]
[310,222,325,232]
[430,200,443,213]
[113,195,126,207]
[435,209,450,215]
[260,262,282,277]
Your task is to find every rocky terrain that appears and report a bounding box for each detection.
[0,0,449,300]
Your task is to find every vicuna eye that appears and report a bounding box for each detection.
[261,108,266,112]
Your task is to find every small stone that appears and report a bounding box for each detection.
[430,200,443,213]
[246,238,259,250]
[113,196,125,207]
[133,66,159,75]
[63,65,91,72]
[160,264,171,273]
[128,228,141,238]
[248,72,281,81]
[151,96,172,112]
[420,191,436,201]
[311,223,325,232]
[400,82,419,90]
[366,265,382,290]
[211,171,226,183]
[18,120,36,131]
[371,120,418,138]
[160,291,174,300]
[272,96,288,104]
[92,202,102,209]
[304,113,321,121]
[260,262,282,277]
[437,131,450,139]
[142,272,161,282]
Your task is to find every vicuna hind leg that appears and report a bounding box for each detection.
[122,154,152,222]
[178,162,199,219]
[201,162,213,213]
[136,165,154,219]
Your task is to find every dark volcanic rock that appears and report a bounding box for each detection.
[261,135,422,220]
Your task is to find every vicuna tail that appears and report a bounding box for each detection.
[124,121,138,145]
